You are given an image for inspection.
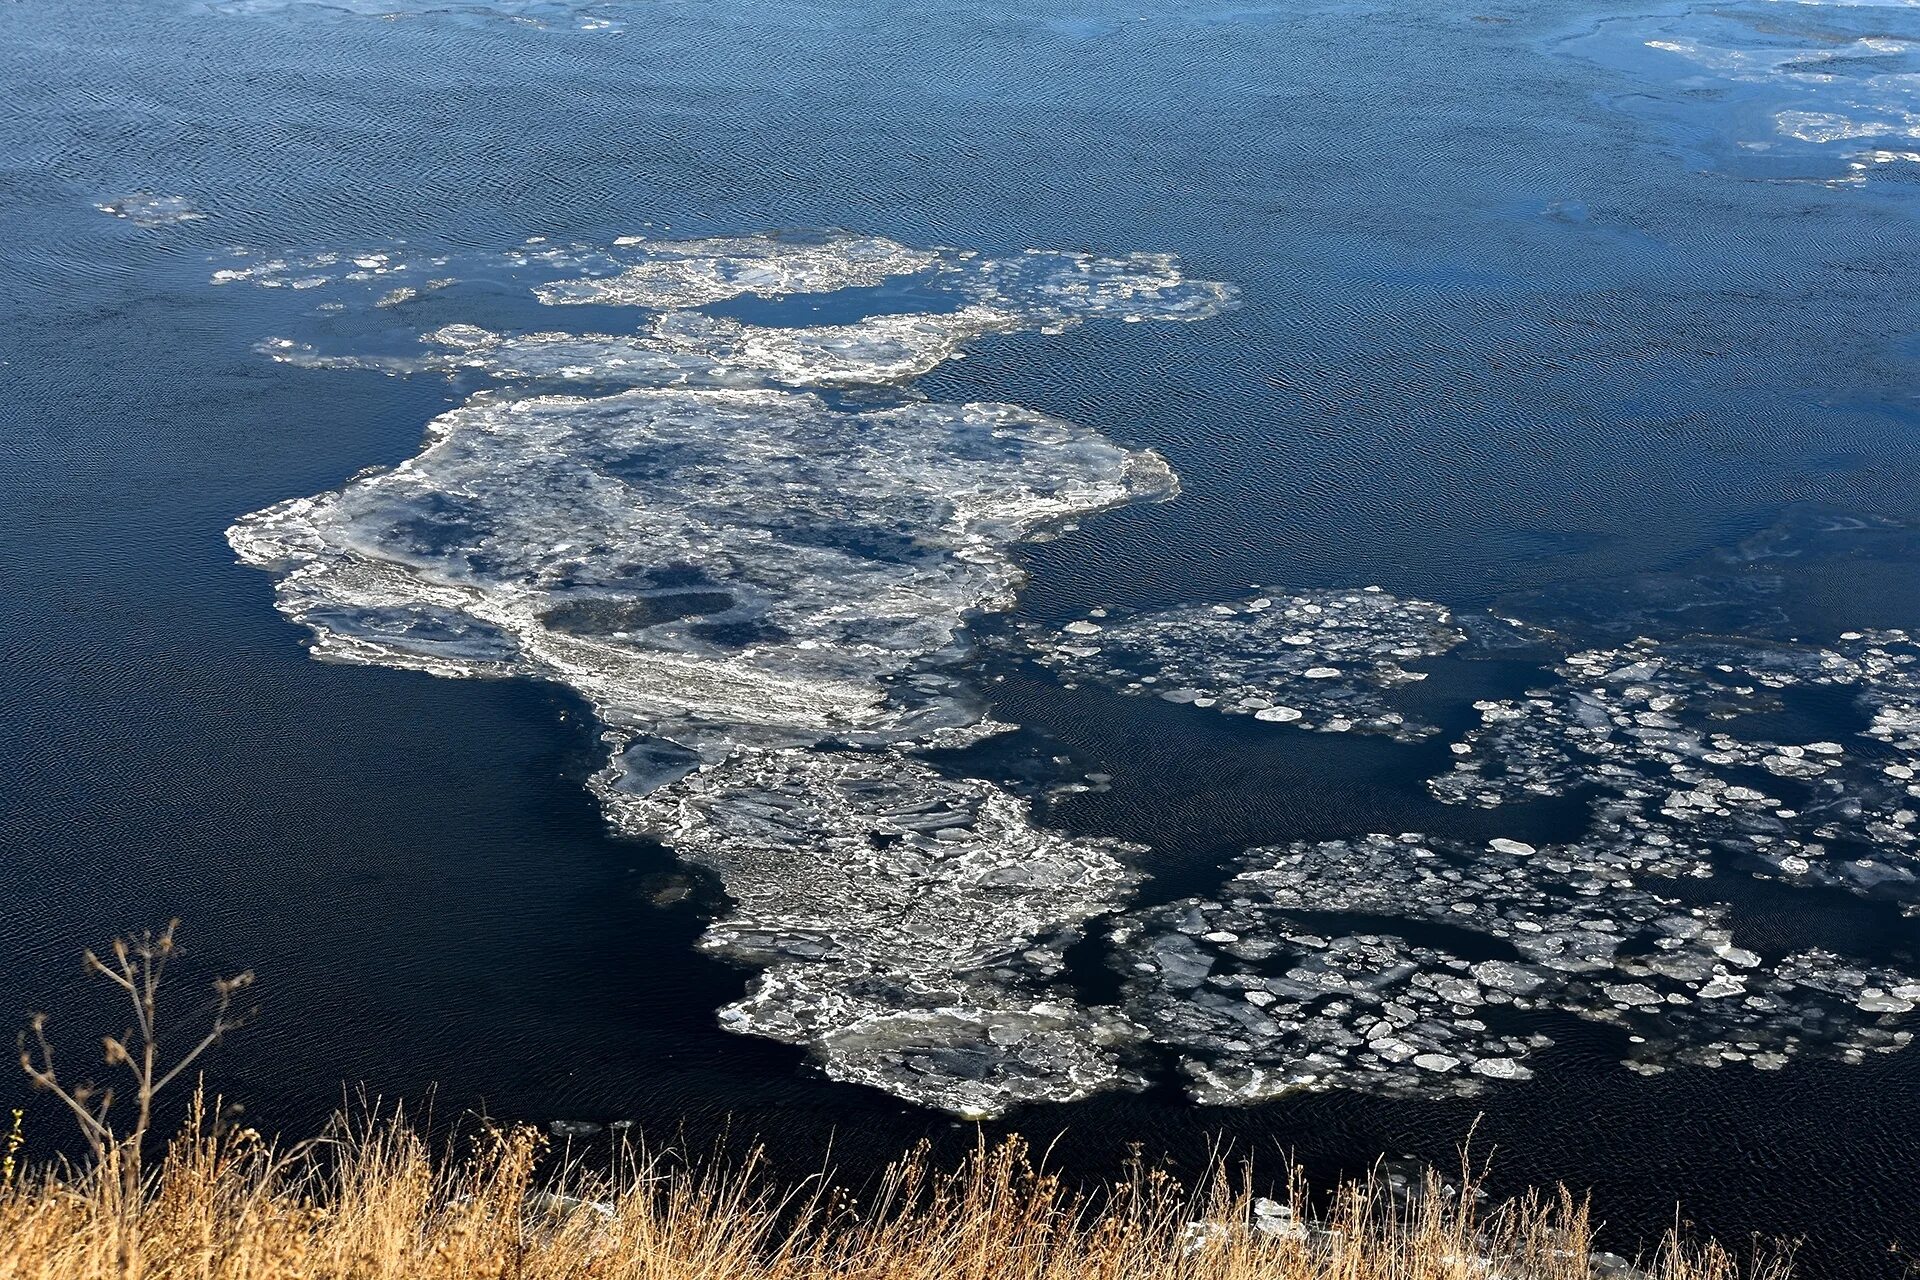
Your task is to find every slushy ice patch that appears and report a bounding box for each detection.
[96,194,205,227]
[229,233,1230,1114]
[226,233,1238,387]
[265,307,1035,388]
[530,235,942,309]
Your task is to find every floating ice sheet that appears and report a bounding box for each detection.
[1023,588,1464,740]
[230,386,1176,750]
[530,236,1239,321]
[228,231,1232,1113]
[533,235,944,309]
[223,233,1238,387]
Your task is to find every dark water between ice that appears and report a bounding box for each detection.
[4,0,1919,1272]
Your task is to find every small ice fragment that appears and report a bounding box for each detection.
[1471,1057,1529,1079]
[1858,991,1915,1014]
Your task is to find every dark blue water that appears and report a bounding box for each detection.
[4,0,1919,1273]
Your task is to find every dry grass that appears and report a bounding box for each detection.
[0,1100,1786,1280]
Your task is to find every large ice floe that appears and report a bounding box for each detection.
[227,231,1233,1116]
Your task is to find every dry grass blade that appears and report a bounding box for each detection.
[0,1100,1789,1280]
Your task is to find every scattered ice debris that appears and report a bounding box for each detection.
[1432,633,1920,902]
[211,246,448,289]
[1022,589,1463,741]
[96,194,204,227]
[227,231,1233,1115]
[1117,832,1916,1103]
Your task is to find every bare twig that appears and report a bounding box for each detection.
[16,921,256,1277]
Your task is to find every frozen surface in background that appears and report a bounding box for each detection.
[1557,0,1920,183]
[228,231,1231,1114]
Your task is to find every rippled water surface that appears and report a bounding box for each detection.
[4,0,1919,1273]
